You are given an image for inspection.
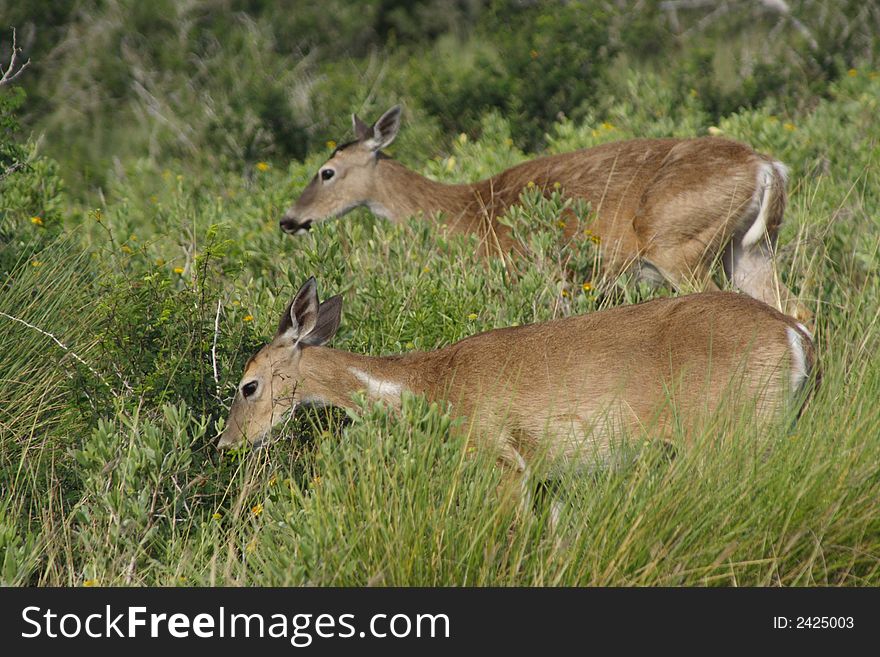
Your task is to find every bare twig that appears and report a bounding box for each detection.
[758,0,818,51]
[0,28,31,88]
[660,0,817,50]
[0,310,127,396]
[211,298,222,397]
[0,159,26,182]
[660,0,727,12]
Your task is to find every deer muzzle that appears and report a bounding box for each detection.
[280,214,312,235]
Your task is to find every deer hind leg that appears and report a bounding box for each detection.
[632,196,728,294]
[723,237,791,309]
[639,241,721,295]
[495,442,532,520]
[722,165,811,323]
[494,441,565,537]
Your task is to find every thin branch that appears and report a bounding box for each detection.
[0,159,26,182]
[211,298,222,397]
[0,310,125,397]
[661,0,817,51]
[757,0,818,50]
[0,28,31,88]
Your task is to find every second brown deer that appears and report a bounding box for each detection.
[280,107,809,321]
[218,278,815,516]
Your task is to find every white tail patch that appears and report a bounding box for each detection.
[742,162,778,248]
[786,326,810,393]
[773,160,790,187]
[350,367,403,402]
[796,322,813,341]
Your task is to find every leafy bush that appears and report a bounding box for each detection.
[1,7,879,586]
[0,87,66,274]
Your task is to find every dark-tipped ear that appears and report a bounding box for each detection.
[364,105,401,152]
[301,295,343,346]
[278,277,319,341]
[352,113,371,141]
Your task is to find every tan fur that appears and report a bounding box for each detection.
[280,108,810,322]
[218,283,815,483]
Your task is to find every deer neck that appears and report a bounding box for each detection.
[372,159,483,226]
[298,346,432,410]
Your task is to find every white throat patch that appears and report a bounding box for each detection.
[367,201,394,220]
[349,367,403,402]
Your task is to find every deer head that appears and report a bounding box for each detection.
[217,278,342,449]
[279,106,402,235]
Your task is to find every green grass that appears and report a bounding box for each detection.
[1,70,879,587]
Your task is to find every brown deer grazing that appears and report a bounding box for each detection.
[280,107,809,322]
[218,278,815,503]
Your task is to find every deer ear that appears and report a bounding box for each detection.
[364,105,401,152]
[301,295,343,346]
[278,277,319,342]
[352,113,371,141]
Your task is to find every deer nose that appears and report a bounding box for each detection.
[216,432,238,450]
[279,215,312,235]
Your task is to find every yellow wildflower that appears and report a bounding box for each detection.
[256,161,270,172]
[553,182,561,190]
[173,266,184,275]
[155,258,165,266]
[467,313,478,320]
[243,314,254,322]
[591,129,599,138]
[212,512,222,521]
[689,88,699,98]
[31,260,43,267]
[83,579,98,587]
[561,289,569,298]
[121,245,133,254]
[582,282,593,292]
[848,68,858,77]
[557,220,567,229]
[150,195,158,204]
[246,538,258,554]
[526,181,535,188]
[30,216,43,226]
[422,265,430,273]
[505,138,514,146]
[326,140,337,150]
[783,122,796,132]
[268,474,278,486]
[251,503,263,516]
[601,122,614,131]
[445,156,456,171]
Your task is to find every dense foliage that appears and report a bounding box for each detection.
[0,1,878,585]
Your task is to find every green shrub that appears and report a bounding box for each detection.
[1,7,880,586]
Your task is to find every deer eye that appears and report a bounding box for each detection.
[241,381,259,398]
[320,168,335,181]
